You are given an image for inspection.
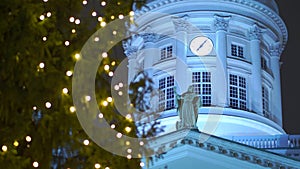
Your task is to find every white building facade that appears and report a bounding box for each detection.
[123,0,300,168]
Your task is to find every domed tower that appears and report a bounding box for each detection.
[123,0,288,139]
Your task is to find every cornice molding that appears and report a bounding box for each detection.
[134,0,287,54]
[148,129,300,169]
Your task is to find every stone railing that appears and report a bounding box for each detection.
[232,134,300,149]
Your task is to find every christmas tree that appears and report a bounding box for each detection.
[0,0,155,168]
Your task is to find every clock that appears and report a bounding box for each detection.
[190,36,214,56]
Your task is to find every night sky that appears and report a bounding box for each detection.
[275,0,300,134]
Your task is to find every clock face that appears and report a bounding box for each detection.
[190,36,214,56]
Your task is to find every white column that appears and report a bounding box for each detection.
[173,17,189,92]
[249,24,263,115]
[214,15,230,107]
[270,43,282,125]
[124,46,138,82]
[142,33,159,70]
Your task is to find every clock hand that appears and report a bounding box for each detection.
[196,39,208,51]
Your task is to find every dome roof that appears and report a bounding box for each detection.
[143,0,279,13]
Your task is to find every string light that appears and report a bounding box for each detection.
[69,106,76,113]
[62,88,68,94]
[26,136,32,142]
[95,163,101,169]
[102,101,108,106]
[71,29,76,33]
[39,62,45,69]
[119,83,123,87]
[118,91,123,96]
[116,133,122,138]
[45,102,52,108]
[39,15,45,20]
[69,17,75,22]
[2,145,8,152]
[83,139,89,146]
[102,52,108,58]
[127,154,132,159]
[43,0,48,2]
[75,19,80,25]
[13,141,19,147]
[85,95,91,102]
[104,65,110,71]
[105,167,110,169]
[110,124,115,129]
[101,1,106,6]
[82,0,87,5]
[100,21,106,27]
[42,36,47,41]
[33,106,37,110]
[111,61,116,66]
[114,85,119,91]
[139,141,144,146]
[74,53,81,60]
[64,41,70,46]
[98,113,104,118]
[112,31,117,35]
[125,141,130,146]
[97,17,103,22]
[33,161,39,168]
[107,97,113,102]
[94,37,100,42]
[140,162,145,167]
[111,15,115,20]
[108,71,114,77]
[92,11,97,17]
[66,70,73,77]
[118,14,124,19]
[125,126,132,133]
[129,11,135,16]
[127,148,132,153]
[46,12,51,17]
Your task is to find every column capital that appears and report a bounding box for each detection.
[214,14,231,31]
[172,14,190,32]
[269,42,281,58]
[249,24,262,41]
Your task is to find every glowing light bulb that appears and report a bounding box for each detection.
[98,17,103,22]
[139,141,144,146]
[127,154,132,159]
[13,141,19,147]
[85,95,91,102]
[69,106,76,113]
[127,148,132,153]
[26,136,32,142]
[39,62,45,69]
[101,1,106,6]
[2,145,7,152]
[104,65,110,71]
[110,124,115,129]
[112,31,117,35]
[129,11,135,16]
[98,113,104,118]
[66,71,73,77]
[39,15,45,20]
[126,114,132,120]
[42,36,47,41]
[92,11,97,17]
[95,163,101,169]
[69,17,75,22]
[111,15,115,20]
[33,106,37,110]
[62,88,68,94]
[140,162,145,167]
[74,53,80,60]
[108,71,114,77]
[83,139,89,145]
[82,0,87,5]
[71,29,76,33]
[105,167,110,169]
[118,91,123,96]
[75,19,80,25]
[43,0,48,2]
[107,97,113,102]
[118,14,124,19]
[102,52,108,58]
[125,141,130,145]
[102,101,108,106]
[119,83,123,87]
[125,127,132,133]
[33,161,39,168]
[46,12,51,17]
[94,37,99,42]
[45,102,52,108]
[64,41,70,46]
[114,85,120,91]
[100,21,106,27]
[116,133,122,138]
[111,61,116,66]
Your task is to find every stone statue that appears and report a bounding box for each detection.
[175,85,201,129]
